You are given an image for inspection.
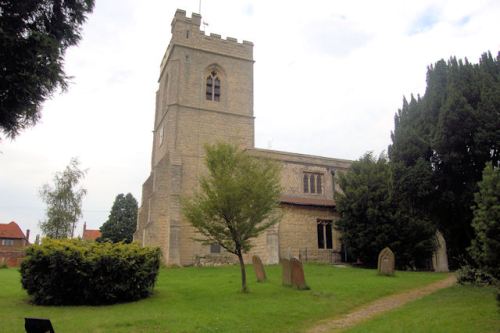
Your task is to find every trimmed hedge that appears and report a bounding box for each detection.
[20,239,161,305]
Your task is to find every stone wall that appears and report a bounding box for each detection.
[278,205,342,263]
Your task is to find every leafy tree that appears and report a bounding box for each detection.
[0,0,95,139]
[469,163,500,281]
[336,152,435,268]
[389,52,500,266]
[182,143,282,292]
[40,157,87,238]
[99,193,138,243]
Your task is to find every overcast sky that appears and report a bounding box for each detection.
[1,0,499,241]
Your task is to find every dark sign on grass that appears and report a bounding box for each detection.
[25,318,55,333]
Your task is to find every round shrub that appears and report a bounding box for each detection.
[20,239,161,305]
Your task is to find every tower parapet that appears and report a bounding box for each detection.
[161,9,253,74]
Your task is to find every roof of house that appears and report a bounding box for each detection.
[280,195,336,208]
[83,229,101,241]
[0,221,27,239]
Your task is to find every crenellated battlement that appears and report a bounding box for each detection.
[170,9,252,47]
[161,9,253,72]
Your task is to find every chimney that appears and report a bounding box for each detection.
[35,234,40,245]
[26,229,30,243]
[83,222,87,232]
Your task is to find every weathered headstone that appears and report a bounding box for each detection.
[252,255,267,282]
[432,230,449,272]
[281,258,292,286]
[377,247,395,276]
[290,257,309,290]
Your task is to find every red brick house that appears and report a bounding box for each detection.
[0,221,30,267]
[82,222,101,241]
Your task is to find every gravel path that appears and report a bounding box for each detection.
[306,274,457,333]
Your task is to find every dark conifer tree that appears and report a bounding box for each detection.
[389,51,500,267]
[100,193,138,243]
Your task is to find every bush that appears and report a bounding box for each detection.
[20,239,161,305]
[456,264,494,285]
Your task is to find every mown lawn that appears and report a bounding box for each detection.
[343,284,499,333]
[1,264,448,332]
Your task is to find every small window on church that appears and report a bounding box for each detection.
[304,173,322,194]
[206,71,221,101]
[210,243,221,253]
[317,174,322,193]
[158,124,164,146]
[310,174,316,193]
[317,220,333,249]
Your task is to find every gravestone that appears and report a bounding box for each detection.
[377,247,395,276]
[290,257,309,290]
[432,230,449,272]
[281,258,292,286]
[252,255,267,282]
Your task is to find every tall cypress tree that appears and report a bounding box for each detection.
[100,193,138,243]
[389,52,500,267]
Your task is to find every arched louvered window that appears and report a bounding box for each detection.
[303,174,309,193]
[310,174,316,193]
[206,71,221,101]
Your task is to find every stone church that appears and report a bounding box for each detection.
[133,9,351,266]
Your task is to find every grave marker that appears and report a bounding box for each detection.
[252,255,266,282]
[377,247,395,276]
[290,257,309,290]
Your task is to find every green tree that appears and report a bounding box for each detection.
[0,0,95,139]
[182,143,282,292]
[336,152,435,268]
[40,157,87,238]
[389,52,500,266]
[469,163,500,281]
[99,193,138,243]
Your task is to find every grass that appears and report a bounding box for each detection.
[343,285,500,333]
[0,264,448,332]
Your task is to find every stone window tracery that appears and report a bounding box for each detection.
[206,71,221,101]
[303,173,322,194]
[317,220,333,249]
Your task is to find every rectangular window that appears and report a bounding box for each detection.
[304,173,322,194]
[317,220,333,249]
[325,222,333,249]
[316,223,324,249]
[1,239,14,246]
[210,243,221,254]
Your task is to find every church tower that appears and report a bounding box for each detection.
[134,10,255,265]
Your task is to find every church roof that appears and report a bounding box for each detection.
[248,148,352,169]
[280,195,335,208]
[0,221,27,239]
